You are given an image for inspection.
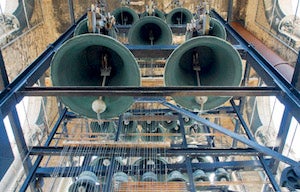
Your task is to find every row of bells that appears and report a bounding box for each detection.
[69,169,230,191]
[89,115,206,142]
[69,156,230,191]
[74,6,227,44]
[50,6,243,120]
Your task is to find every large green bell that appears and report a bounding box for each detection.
[166,7,193,25]
[164,36,242,111]
[128,16,173,45]
[51,34,141,119]
[185,18,227,40]
[112,6,139,25]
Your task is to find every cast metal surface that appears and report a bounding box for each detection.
[0,3,299,192]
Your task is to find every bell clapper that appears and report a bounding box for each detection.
[149,30,154,45]
[92,96,107,125]
[92,52,112,123]
[193,49,208,111]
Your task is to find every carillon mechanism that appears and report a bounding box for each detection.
[73,2,116,37]
[141,0,165,19]
[14,1,296,192]
[186,2,226,39]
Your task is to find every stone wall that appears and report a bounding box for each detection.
[236,0,298,65]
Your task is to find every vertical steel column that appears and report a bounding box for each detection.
[0,111,14,179]
[230,99,281,191]
[19,108,67,192]
[231,118,240,148]
[227,0,233,22]
[68,0,75,24]
[178,114,196,192]
[292,51,300,91]
[0,50,35,190]
[271,51,300,173]
[0,50,9,89]
[103,115,123,192]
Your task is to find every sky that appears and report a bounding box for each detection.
[292,0,300,16]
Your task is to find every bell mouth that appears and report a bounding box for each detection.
[51,34,140,119]
[128,16,173,45]
[164,36,242,111]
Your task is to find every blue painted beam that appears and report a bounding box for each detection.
[230,99,281,191]
[161,100,300,168]
[0,114,14,180]
[19,108,67,192]
[35,159,266,178]
[210,10,300,123]
[0,14,86,118]
[29,146,261,157]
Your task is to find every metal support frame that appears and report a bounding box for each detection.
[18,86,280,97]
[227,0,233,22]
[1,50,35,190]
[19,108,67,192]
[161,100,299,168]
[35,159,266,178]
[0,14,86,118]
[68,0,75,24]
[29,146,261,157]
[0,6,299,191]
[0,51,15,177]
[210,10,300,123]
[102,115,123,192]
[178,114,196,192]
[230,99,281,191]
[271,50,300,173]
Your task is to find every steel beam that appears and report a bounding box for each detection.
[0,50,33,190]
[0,112,15,180]
[0,14,86,118]
[68,0,75,24]
[230,99,281,191]
[18,86,280,97]
[19,108,67,192]
[211,10,300,123]
[271,51,300,173]
[161,100,300,168]
[178,114,196,192]
[102,115,123,192]
[29,146,261,157]
[35,160,265,178]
